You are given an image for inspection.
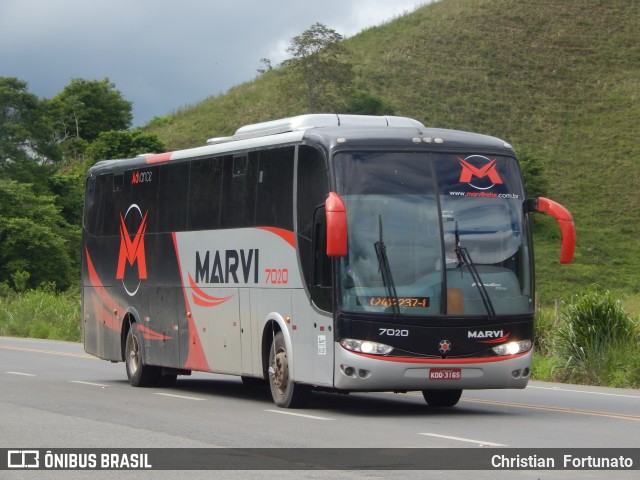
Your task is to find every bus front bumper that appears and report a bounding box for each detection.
[333,346,532,391]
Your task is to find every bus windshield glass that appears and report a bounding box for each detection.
[334,151,532,318]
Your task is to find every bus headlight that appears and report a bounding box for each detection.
[340,338,393,355]
[492,339,532,356]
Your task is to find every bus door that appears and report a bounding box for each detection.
[145,286,183,369]
[199,286,242,374]
[239,289,254,375]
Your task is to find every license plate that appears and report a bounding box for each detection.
[429,368,461,380]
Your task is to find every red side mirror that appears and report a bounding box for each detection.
[325,192,348,257]
[536,197,576,264]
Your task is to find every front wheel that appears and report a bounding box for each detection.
[422,389,462,407]
[125,324,161,387]
[268,331,310,408]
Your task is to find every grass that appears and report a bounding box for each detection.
[0,288,81,342]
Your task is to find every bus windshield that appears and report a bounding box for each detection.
[334,151,532,318]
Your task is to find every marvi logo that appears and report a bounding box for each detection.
[458,155,503,190]
[116,204,148,296]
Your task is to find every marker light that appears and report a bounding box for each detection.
[340,338,393,355]
[492,339,532,356]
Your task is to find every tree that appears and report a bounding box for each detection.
[516,145,548,198]
[0,77,61,167]
[0,178,77,290]
[48,172,85,226]
[281,23,353,112]
[345,89,395,115]
[85,129,166,163]
[52,78,133,142]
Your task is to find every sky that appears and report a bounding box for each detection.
[1,0,430,127]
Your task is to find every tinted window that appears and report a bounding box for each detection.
[296,145,331,310]
[189,156,223,230]
[83,176,97,235]
[255,146,294,230]
[129,167,159,233]
[99,173,131,236]
[221,154,257,228]
[157,162,189,232]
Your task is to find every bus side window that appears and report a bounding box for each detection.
[296,145,332,311]
[221,154,257,229]
[157,162,189,232]
[129,167,160,234]
[113,172,124,192]
[83,176,97,235]
[189,156,223,231]
[255,147,294,230]
[100,173,130,236]
[312,207,332,311]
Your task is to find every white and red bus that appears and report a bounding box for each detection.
[82,114,575,408]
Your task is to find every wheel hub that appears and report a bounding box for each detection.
[272,349,288,394]
[128,335,140,375]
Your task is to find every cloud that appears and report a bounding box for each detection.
[0,0,428,126]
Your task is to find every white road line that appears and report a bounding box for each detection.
[153,392,205,401]
[6,371,36,377]
[69,380,110,388]
[529,385,640,399]
[0,344,96,359]
[264,409,334,421]
[418,432,506,447]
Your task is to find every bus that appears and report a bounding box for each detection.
[81,114,575,408]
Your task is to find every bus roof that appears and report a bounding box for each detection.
[88,114,514,176]
[208,114,426,144]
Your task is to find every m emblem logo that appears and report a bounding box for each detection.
[116,204,148,296]
[458,155,503,190]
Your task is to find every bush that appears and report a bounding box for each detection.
[533,308,556,356]
[554,287,640,387]
[0,287,81,341]
[516,145,548,199]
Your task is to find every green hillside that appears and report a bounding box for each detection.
[147,0,640,308]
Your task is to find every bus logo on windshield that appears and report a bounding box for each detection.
[116,204,148,296]
[458,156,503,190]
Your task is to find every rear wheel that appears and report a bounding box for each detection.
[422,389,462,407]
[125,324,161,387]
[268,331,310,408]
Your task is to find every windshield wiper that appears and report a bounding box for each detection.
[374,216,400,317]
[454,223,496,319]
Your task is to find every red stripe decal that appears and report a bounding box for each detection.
[188,273,233,307]
[172,232,210,371]
[145,152,173,164]
[477,333,511,344]
[136,323,172,341]
[348,351,528,364]
[256,226,296,248]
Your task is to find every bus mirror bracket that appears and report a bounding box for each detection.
[325,192,348,257]
[527,197,576,264]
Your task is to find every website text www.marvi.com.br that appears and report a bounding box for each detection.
[449,190,520,199]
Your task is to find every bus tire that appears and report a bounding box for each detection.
[268,331,310,408]
[125,324,160,387]
[422,389,462,407]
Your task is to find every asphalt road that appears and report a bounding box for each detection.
[1,336,639,479]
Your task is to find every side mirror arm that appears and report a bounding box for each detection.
[526,197,576,264]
